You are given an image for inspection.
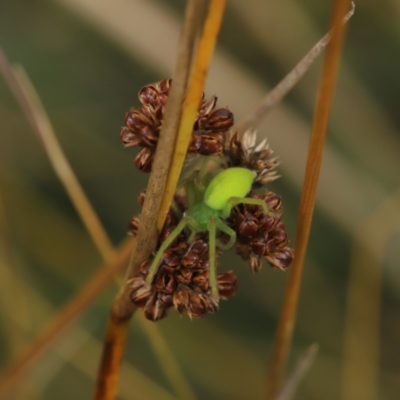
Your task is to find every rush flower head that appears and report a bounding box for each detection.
[123,80,293,321]
[121,78,234,172]
[225,129,280,186]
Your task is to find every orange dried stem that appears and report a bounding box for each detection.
[0,50,114,262]
[237,3,354,136]
[266,0,351,398]
[93,2,206,399]
[93,319,131,400]
[157,0,228,231]
[0,8,200,399]
[0,238,134,399]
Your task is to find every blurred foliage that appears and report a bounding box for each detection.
[0,0,399,399]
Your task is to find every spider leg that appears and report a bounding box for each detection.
[215,220,236,250]
[226,197,276,218]
[207,216,219,302]
[145,217,189,285]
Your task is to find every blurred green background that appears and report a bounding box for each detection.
[0,0,399,399]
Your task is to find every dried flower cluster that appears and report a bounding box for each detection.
[228,191,293,273]
[225,130,279,186]
[128,197,237,321]
[122,79,293,321]
[120,79,234,172]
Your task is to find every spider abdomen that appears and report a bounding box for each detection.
[205,167,256,216]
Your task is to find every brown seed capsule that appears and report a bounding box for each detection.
[138,85,159,106]
[173,285,191,313]
[198,133,224,156]
[154,273,177,294]
[188,134,202,153]
[120,127,141,147]
[134,148,154,172]
[128,277,153,308]
[197,95,218,120]
[259,216,279,233]
[235,210,259,238]
[161,249,180,269]
[187,291,209,319]
[138,79,171,106]
[190,238,209,255]
[157,78,171,94]
[176,268,193,284]
[217,271,238,298]
[125,109,153,133]
[249,253,262,273]
[251,234,269,256]
[266,248,294,270]
[144,295,168,321]
[159,292,173,307]
[204,108,234,132]
[181,251,200,269]
[138,125,159,148]
[192,271,209,292]
[264,192,283,214]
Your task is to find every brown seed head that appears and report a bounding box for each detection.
[134,148,154,172]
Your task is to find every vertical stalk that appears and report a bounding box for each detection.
[157,0,228,230]
[93,1,228,398]
[266,0,350,398]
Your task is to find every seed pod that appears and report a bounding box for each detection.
[217,271,238,298]
[192,271,209,292]
[198,133,224,156]
[190,238,209,255]
[197,95,218,121]
[173,285,191,313]
[181,251,200,269]
[187,291,209,319]
[249,254,262,273]
[154,273,177,294]
[120,127,141,147]
[125,109,153,133]
[138,78,171,106]
[202,108,234,132]
[266,248,294,270]
[144,295,168,321]
[176,268,193,284]
[134,148,154,172]
[235,210,259,238]
[128,277,153,308]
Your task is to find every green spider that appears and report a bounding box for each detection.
[145,166,274,301]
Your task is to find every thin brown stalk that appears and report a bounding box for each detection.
[275,344,319,400]
[157,0,228,230]
[266,0,351,398]
[0,48,114,262]
[237,2,354,136]
[0,237,134,399]
[0,37,196,400]
[93,2,206,399]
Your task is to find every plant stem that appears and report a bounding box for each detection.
[237,3,354,136]
[266,0,351,398]
[0,238,134,399]
[93,1,206,398]
[157,0,228,231]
